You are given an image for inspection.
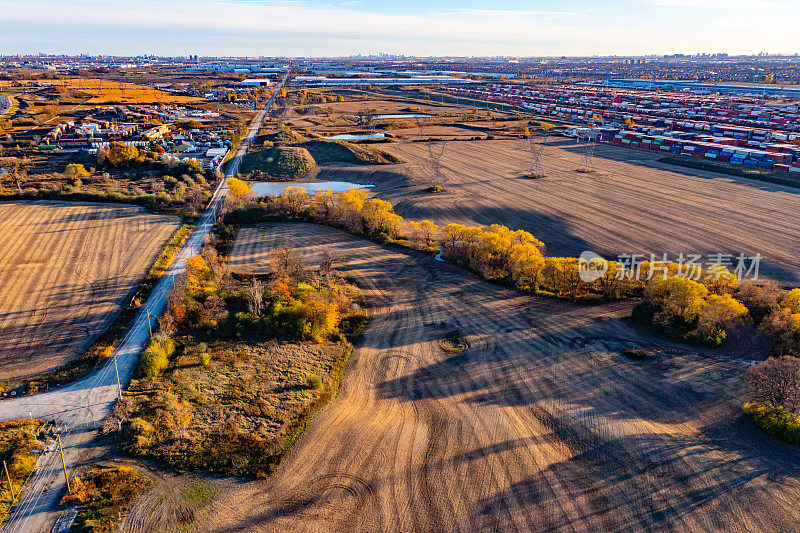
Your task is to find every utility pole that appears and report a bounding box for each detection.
[113,355,122,399]
[146,307,152,338]
[57,434,70,493]
[3,460,14,500]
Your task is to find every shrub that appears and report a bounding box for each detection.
[307,374,323,389]
[140,337,174,377]
[199,351,211,367]
[64,163,90,178]
[62,464,151,532]
[743,402,800,444]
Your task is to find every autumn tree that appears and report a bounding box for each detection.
[336,189,367,233]
[270,245,306,282]
[745,356,800,411]
[277,186,309,215]
[64,163,90,178]
[696,293,749,346]
[644,276,709,330]
[509,243,545,291]
[704,264,740,294]
[736,281,782,323]
[98,142,139,167]
[761,289,800,357]
[228,177,251,197]
[407,219,440,249]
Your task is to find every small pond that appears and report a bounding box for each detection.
[251,181,375,197]
[323,133,386,141]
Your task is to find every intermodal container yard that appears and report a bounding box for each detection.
[445,83,800,174]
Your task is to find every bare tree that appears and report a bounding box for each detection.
[246,278,265,316]
[270,244,306,281]
[745,356,800,411]
[319,250,340,277]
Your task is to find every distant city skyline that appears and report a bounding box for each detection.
[2,0,799,57]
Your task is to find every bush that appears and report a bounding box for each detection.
[307,374,323,389]
[140,337,174,377]
[743,402,800,444]
[64,163,90,178]
[62,464,151,532]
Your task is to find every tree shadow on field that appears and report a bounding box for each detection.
[471,428,797,533]
[0,273,138,381]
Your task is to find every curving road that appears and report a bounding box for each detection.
[0,73,287,533]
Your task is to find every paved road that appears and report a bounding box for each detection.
[0,73,288,533]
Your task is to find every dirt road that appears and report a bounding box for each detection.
[0,79,287,533]
[209,222,800,532]
[311,138,800,284]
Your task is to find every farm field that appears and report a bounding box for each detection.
[25,77,204,105]
[207,222,800,532]
[311,138,800,284]
[0,201,180,381]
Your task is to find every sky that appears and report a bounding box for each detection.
[1,0,798,57]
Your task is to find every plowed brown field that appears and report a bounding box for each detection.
[311,138,800,284]
[0,201,180,380]
[206,222,800,532]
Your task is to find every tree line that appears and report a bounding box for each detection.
[224,183,800,354]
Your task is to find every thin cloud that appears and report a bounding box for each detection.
[643,0,784,9]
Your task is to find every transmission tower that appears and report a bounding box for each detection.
[427,140,447,186]
[579,139,595,173]
[417,117,447,185]
[524,133,546,177]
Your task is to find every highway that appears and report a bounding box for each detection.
[0,73,287,533]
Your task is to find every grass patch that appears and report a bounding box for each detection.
[181,479,216,507]
[439,330,469,354]
[62,464,151,532]
[302,139,402,165]
[241,146,317,179]
[743,402,800,444]
[0,420,48,527]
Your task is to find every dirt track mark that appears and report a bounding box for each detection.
[200,222,800,532]
[0,200,179,380]
[312,138,800,283]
